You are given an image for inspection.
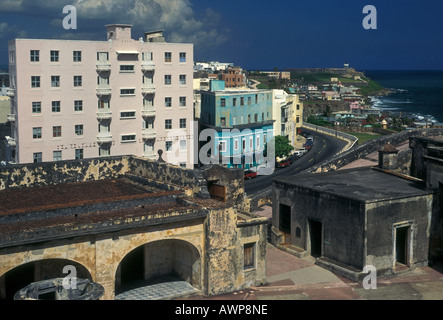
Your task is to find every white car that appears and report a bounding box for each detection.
[293,149,307,156]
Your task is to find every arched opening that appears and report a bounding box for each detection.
[0,259,91,300]
[115,239,201,299]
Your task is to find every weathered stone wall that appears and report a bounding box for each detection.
[0,156,132,190]
[242,187,272,213]
[305,128,443,174]
[272,182,366,270]
[200,165,244,206]
[365,195,433,273]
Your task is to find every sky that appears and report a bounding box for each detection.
[0,0,442,71]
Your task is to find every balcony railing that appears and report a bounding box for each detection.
[142,107,155,117]
[96,62,111,72]
[143,151,157,160]
[5,136,16,147]
[6,88,14,97]
[141,61,155,72]
[96,87,112,96]
[7,113,15,122]
[142,128,156,140]
[96,110,112,120]
[141,84,155,95]
[97,133,112,144]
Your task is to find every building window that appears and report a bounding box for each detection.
[74,100,83,112]
[50,50,59,62]
[121,134,136,143]
[75,149,83,160]
[53,150,62,161]
[180,140,187,151]
[296,227,301,238]
[180,162,186,168]
[219,140,226,152]
[248,114,251,124]
[33,127,42,139]
[73,51,82,62]
[179,74,186,85]
[164,75,172,85]
[30,50,39,62]
[120,111,136,119]
[52,101,61,113]
[52,126,62,138]
[234,139,239,151]
[179,118,186,128]
[31,76,40,88]
[233,98,237,106]
[241,97,244,106]
[254,114,258,122]
[33,152,42,163]
[99,147,110,157]
[51,75,60,87]
[97,52,109,61]
[165,97,172,107]
[165,52,172,63]
[75,124,83,136]
[32,102,41,114]
[220,117,226,126]
[256,136,260,149]
[165,119,172,129]
[165,141,172,151]
[255,94,258,104]
[73,75,82,87]
[243,243,255,270]
[179,52,186,63]
[120,88,135,95]
[221,98,226,107]
[249,137,253,149]
[248,97,252,105]
[179,96,186,107]
[120,65,134,73]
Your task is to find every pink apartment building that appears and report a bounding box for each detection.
[6,24,195,168]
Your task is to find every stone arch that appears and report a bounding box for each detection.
[0,258,92,300]
[114,239,201,295]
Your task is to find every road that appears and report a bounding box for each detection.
[244,128,348,195]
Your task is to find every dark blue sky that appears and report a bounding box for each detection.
[0,0,442,71]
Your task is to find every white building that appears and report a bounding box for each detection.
[6,25,195,168]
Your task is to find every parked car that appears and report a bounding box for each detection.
[244,170,257,179]
[307,135,314,141]
[277,160,291,168]
[293,149,307,157]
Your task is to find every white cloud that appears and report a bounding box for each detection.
[0,0,228,48]
[0,22,28,40]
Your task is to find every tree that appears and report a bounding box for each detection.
[265,135,294,159]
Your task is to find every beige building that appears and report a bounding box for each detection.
[272,90,303,147]
[6,25,195,168]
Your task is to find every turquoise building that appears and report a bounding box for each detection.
[199,80,274,169]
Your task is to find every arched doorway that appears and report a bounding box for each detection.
[115,239,201,299]
[0,259,91,300]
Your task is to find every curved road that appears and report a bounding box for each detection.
[244,128,348,195]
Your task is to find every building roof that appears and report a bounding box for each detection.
[273,167,431,203]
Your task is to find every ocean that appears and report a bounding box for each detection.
[363,70,443,123]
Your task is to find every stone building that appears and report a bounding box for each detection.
[0,156,267,300]
[271,159,434,280]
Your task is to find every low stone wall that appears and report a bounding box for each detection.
[304,128,443,174]
[302,122,358,155]
[242,187,272,213]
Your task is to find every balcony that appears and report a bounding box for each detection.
[141,84,155,95]
[142,128,156,140]
[142,107,155,118]
[5,136,16,147]
[7,113,16,122]
[96,110,112,120]
[97,132,112,144]
[6,88,15,97]
[141,61,155,72]
[96,87,112,97]
[143,151,157,160]
[96,62,111,72]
